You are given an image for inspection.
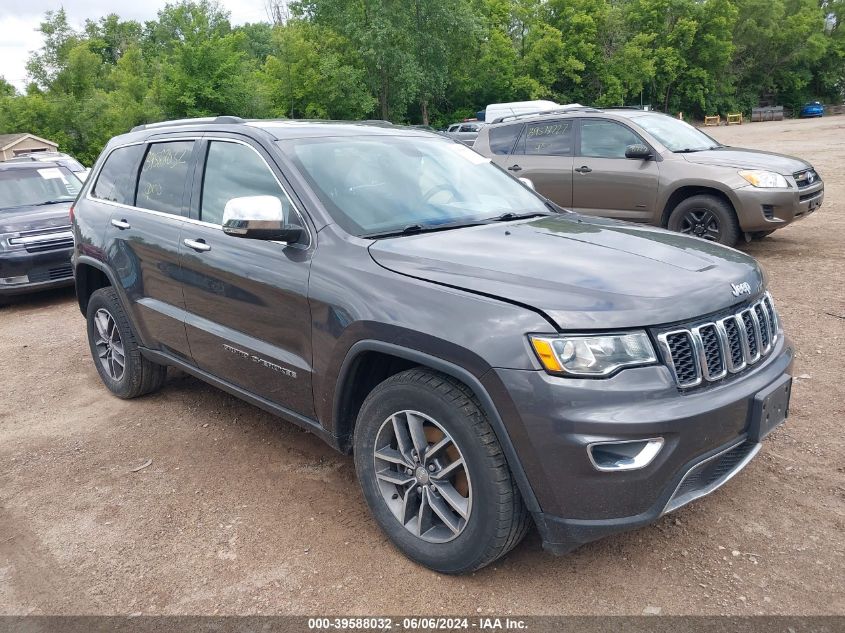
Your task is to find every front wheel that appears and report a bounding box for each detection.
[353,369,530,573]
[667,194,741,246]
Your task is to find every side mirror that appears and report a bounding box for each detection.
[222,195,302,243]
[625,144,652,160]
[518,177,535,190]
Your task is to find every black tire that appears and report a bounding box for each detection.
[667,194,741,246]
[86,287,166,399]
[353,368,530,573]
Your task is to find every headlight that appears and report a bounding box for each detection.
[0,233,23,253]
[738,170,789,188]
[529,332,657,377]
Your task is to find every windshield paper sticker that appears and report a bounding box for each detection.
[37,167,65,180]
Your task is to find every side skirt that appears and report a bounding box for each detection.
[140,347,342,451]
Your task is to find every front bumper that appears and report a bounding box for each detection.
[0,247,74,296]
[495,335,793,554]
[734,182,823,232]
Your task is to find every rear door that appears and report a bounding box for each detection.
[571,118,659,221]
[178,137,315,417]
[501,119,574,208]
[98,139,195,360]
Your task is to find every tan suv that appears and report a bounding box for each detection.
[473,108,823,246]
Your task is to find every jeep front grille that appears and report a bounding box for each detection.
[657,293,778,388]
[9,227,74,253]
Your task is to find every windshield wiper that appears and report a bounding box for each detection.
[32,199,74,206]
[365,221,483,239]
[487,211,553,222]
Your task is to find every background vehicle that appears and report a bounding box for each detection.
[482,100,561,123]
[72,117,792,574]
[5,151,90,181]
[444,121,485,146]
[474,108,824,245]
[0,162,79,300]
[800,102,824,118]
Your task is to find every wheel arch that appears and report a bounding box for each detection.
[660,185,739,228]
[74,256,117,315]
[332,340,541,513]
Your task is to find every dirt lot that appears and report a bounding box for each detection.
[1,117,843,616]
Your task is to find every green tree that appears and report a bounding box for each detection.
[258,20,375,118]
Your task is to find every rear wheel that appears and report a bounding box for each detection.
[667,194,740,247]
[353,368,530,573]
[86,287,167,398]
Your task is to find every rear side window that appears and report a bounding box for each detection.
[488,124,523,155]
[516,120,573,156]
[92,144,145,205]
[579,119,643,158]
[136,141,194,215]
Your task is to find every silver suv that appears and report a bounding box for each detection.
[473,108,823,246]
[444,121,485,146]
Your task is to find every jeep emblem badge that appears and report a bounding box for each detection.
[731,281,752,297]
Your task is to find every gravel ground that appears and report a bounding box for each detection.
[0,116,843,616]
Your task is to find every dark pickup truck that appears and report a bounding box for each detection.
[72,117,793,574]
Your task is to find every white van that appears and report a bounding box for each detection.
[483,100,585,123]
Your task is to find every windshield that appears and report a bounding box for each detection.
[278,136,549,236]
[634,115,720,152]
[0,166,81,210]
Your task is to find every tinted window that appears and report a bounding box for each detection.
[136,141,194,215]
[488,124,523,155]
[92,144,145,204]
[200,141,297,226]
[516,120,573,156]
[580,120,644,158]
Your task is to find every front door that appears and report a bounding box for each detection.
[178,139,315,417]
[501,119,574,208]
[571,118,660,221]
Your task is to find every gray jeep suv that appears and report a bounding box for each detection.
[474,108,824,246]
[72,117,794,573]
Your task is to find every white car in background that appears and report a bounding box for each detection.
[444,121,486,146]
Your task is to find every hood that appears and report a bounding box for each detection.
[0,202,72,234]
[368,214,765,330]
[682,147,810,174]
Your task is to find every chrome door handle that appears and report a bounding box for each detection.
[507,165,522,172]
[110,218,131,230]
[183,238,211,252]
[574,165,593,174]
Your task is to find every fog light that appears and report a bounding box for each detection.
[588,438,664,472]
[0,275,29,286]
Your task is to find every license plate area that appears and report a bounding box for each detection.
[748,375,791,442]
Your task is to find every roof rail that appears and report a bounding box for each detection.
[131,115,246,132]
[490,106,600,124]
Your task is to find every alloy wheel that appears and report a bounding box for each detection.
[679,208,722,241]
[373,410,472,543]
[93,308,125,381]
